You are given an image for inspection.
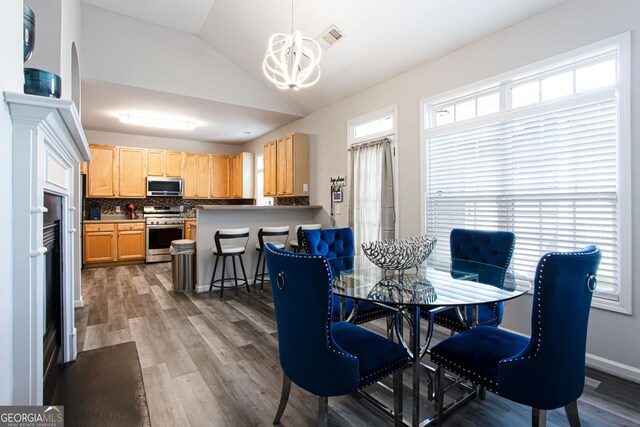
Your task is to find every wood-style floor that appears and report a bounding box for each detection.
[76,262,640,427]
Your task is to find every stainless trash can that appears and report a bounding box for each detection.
[170,239,196,291]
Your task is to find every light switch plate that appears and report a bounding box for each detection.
[336,205,341,214]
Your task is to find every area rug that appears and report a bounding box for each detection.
[52,341,151,427]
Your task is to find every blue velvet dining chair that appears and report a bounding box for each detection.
[430,245,601,426]
[264,243,410,426]
[301,228,390,324]
[425,228,516,332]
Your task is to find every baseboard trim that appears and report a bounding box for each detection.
[586,353,640,384]
[195,279,260,294]
[499,326,640,384]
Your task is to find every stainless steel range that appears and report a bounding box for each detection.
[144,206,185,263]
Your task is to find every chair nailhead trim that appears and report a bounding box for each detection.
[359,356,411,389]
[265,247,357,362]
[431,352,498,393]
[498,247,600,367]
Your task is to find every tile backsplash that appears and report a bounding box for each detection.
[84,196,310,218]
[84,197,253,218]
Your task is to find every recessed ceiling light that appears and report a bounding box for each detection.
[118,112,197,131]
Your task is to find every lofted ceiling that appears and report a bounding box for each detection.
[80,0,567,144]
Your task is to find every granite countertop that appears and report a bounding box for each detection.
[83,215,145,224]
[195,205,322,211]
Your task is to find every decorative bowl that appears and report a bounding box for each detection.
[24,68,61,99]
[361,235,437,270]
[23,5,35,62]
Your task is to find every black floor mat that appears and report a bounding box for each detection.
[52,342,150,427]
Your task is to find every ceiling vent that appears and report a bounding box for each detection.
[318,25,344,48]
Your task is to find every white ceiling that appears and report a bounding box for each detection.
[81,80,301,143]
[80,0,567,144]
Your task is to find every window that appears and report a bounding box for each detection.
[254,154,273,206]
[348,106,399,248]
[421,34,631,314]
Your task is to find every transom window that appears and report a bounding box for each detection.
[421,33,630,314]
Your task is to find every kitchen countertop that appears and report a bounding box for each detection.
[83,216,145,224]
[195,205,322,211]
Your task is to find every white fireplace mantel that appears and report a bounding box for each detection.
[5,92,90,405]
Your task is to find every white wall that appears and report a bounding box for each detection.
[86,129,240,156]
[81,4,301,116]
[242,0,640,380]
[0,0,24,405]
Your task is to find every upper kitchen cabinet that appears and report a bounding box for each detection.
[230,152,254,199]
[147,150,182,177]
[165,151,183,177]
[274,133,310,197]
[183,153,210,198]
[263,140,277,197]
[118,147,147,198]
[87,144,118,197]
[210,154,230,198]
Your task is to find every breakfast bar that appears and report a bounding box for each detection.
[194,205,324,293]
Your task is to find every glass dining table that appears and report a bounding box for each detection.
[326,255,531,427]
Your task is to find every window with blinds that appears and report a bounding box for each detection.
[422,34,630,305]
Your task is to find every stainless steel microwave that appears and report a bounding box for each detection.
[147,177,183,197]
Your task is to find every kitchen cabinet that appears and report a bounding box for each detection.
[210,155,230,198]
[263,133,309,197]
[230,152,254,199]
[147,150,183,177]
[83,221,146,267]
[165,151,183,177]
[263,140,277,197]
[183,153,210,198]
[83,223,117,263]
[185,220,197,240]
[119,147,146,198]
[116,222,146,260]
[86,144,118,197]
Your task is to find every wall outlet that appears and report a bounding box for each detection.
[115,206,121,213]
[303,183,308,192]
[335,205,341,215]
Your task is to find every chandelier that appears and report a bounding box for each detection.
[262,0,321,91]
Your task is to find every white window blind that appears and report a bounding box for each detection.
[426,98,619,297]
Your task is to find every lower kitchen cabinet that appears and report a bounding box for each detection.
[83,221,146,267]
[185,220,197,240]
[83,223,116,263]
[116,222,146,260]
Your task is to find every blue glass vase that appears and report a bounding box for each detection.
[23,5,35,63]
[24,68,61,99]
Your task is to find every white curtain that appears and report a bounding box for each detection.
[349,138,395,251]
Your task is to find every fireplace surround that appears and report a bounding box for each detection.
[6,92,90,404]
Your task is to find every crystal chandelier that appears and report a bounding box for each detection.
[262,0,321,91]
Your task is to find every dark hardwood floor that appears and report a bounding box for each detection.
[76,263,640,426]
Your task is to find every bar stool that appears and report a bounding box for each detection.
[209,228,250,299]
[253,226,289,289]
[289,224,322,253]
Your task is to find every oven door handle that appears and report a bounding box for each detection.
[146,224,185,229]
